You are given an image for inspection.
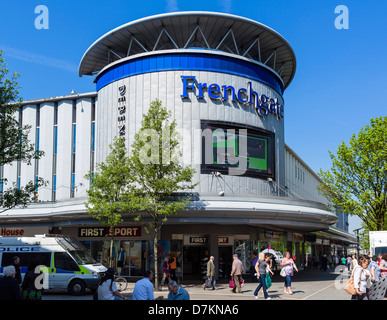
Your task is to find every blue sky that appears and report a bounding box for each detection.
[2,0,385,232]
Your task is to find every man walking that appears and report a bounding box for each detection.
[203,256,217,290]
[231,254,243,293]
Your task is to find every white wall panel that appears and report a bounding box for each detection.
[37,102,54,201]
[56,100,73,200]
[20,104,36,189]
[74,98,92,198]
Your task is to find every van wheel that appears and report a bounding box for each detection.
[68,279,86,296]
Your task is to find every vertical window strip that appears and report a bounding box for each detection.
[90,98,96,184]
[34,104,40,198]
[17,106,23,189]
[52,102,58,202]
[70,100,76,198]
[0,165,3,193]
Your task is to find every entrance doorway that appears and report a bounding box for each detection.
[218,246,232,279]
[183,246,208,279]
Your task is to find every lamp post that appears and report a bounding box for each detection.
[353,227,362,259]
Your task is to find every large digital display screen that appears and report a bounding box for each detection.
[201,121,274,179]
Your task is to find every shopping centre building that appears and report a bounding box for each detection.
[0,12,356,279]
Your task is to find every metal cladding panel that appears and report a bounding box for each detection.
[20,105,36,188]
[37,102,54,201]
[74,98,92,198]
[96,67,285,198]
[56,101,73,200]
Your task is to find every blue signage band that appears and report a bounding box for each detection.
[95,52,284,95]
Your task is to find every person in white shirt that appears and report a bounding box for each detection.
[351,256,371,300]
[97,268,127,300]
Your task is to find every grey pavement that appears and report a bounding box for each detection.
[43,268,381,300]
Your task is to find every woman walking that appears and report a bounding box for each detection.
[281,252,298,295]
[161,257,171,288]
[351,255,371,300]
[253,252,273,300]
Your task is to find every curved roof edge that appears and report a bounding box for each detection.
[79,11,296,90]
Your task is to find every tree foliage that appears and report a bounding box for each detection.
[318,116,387,231]
[0,50,45,213]
[85,137,131,267]
[125,99,197,290]
[85,99,197,277]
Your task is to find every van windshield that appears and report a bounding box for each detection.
[70,250,96,265]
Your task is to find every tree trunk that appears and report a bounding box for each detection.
[110,227,115,268]
[154,228,159,291]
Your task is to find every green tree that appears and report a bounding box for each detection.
[85,137,131,267]
[318,116,387,231]
[126,99,196,290]
[0,50,45,213]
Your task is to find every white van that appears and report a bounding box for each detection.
[0,234,107,295]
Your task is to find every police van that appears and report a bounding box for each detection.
[0,234,107,295]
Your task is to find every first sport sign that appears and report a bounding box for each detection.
[78,226,141,238]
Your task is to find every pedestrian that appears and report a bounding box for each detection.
[167,280,190,300]
[270,254,277,271]
[321,254,328,272]
[132,270,163,300]
[230,254,243,293]
[253,253,273,300]
[380,253,387,278]
[203,256,216,290]
[281,252,299,295]
[334,255,339,267]
[169,255,177,281]
[370,255,381,282]
[21,259,43,300]
[351,255,371,300]
[97,268,127,300]
[0,266,22,300]
[377,253,383,266]
[12,256,22,285]
[350,254,358,272]
[346,255,352,271]
[161,257,171,288]
[250,252,258,282]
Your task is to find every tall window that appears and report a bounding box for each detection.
[90,98,96,183]
[17,106,23,189]
[70,100,76,198]
[52,102,58,201]
[34,105,40,201]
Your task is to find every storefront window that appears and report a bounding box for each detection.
[81,239,151,277]
[150,240,183,282]
[234,240,256,274]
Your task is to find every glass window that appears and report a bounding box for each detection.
[1,252,51,269]
[69,250,96,265]
[54,252,80,271]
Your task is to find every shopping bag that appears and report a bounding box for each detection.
[240,277,244,288]
[280,267,286,277]
[205,277,212,288]
[344,266,360,295]
[265,275,272,289]
[229,279,235,289]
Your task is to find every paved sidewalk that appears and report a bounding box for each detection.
[122,269,353,300]
[43,268,386,300]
